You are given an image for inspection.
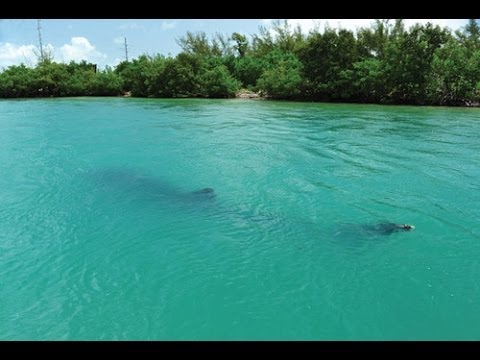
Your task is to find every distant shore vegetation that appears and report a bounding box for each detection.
[1,19,480,106]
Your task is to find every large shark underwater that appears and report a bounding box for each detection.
[86,167,415,242]
[88,168,216,204]
[85,167,281,234]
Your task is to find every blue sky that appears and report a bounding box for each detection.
[0,19,471,69]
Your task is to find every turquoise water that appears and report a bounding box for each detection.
[1,97,479,340]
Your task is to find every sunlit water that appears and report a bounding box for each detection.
[1,97,479,340]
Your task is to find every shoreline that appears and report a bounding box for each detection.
[2,93,480,109]
[234,89,264,99]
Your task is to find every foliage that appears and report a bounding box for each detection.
[1,19,480,106]
[256,50,303,99]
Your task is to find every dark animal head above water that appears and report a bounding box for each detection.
[401,224,414,231]
[373,223,415,235]
[334,222,416,244]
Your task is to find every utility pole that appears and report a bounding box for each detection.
[37,19,44,61]
[124,37,129,62]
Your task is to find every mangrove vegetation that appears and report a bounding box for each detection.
[1,19,480,106]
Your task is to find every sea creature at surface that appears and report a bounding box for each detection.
[361,222,415,235]
[332,221,415,244]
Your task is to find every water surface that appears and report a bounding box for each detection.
[1,97,479,340]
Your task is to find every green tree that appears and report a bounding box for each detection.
[456,19,480,52]
[88,68,123,96]
[32,62,70,96]
[232,32,248,58]
[152,53,204,97]
[177,31,218,57]
[426,37,480,105]
[256,50,303,99]
[299,27,359,100]
[0,64,35,97]
[199,58,240,97]
[115,55,160,96]
[233,56,265,88]
[383,23,449,104]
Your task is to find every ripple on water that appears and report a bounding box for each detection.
[1,99,480,340]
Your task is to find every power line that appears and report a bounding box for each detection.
[37,19,44,60]
[124,37,129,62]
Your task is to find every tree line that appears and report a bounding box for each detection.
[1,19,480,106]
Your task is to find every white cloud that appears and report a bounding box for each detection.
[112,58,123,66]
[113,36,125,45]
[161,21,176,30]
[0,42,38,67]
[262,19,469,34]
[43,44,55,56]
[403,19,468,31]
[293,19,373,33]
[59,37,106,63]
[0,38,109,68]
